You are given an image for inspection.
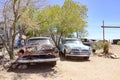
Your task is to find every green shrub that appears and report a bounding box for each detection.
[117,41,120,45]
[92,41,110,54]
[103,42,110,54]
[92,41,104,50]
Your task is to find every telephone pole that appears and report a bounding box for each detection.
[102,20,105,42]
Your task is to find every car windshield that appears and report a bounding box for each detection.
[27,38,51,45]
[63,39,83,44]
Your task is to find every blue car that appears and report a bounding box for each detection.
[60,38,92,60]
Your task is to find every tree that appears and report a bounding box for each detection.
[76,29,88,38]
[35,0,88,50]
[0,0,47,59]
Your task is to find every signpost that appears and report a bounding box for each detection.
[102,21,105,42]
[101,21,120,41]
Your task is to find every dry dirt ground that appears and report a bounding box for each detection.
[0,56,120,80]
[96,45,120,55]
[0,45,120,80]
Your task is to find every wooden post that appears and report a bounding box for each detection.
[103,20,105,42]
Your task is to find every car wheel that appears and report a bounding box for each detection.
[64,49,66,56]
[50,61,56,67]
[59,51,63,56]
[84,57,89,60]
[18,64,28,69]
[11,63,18,69]
[92,49,96,53]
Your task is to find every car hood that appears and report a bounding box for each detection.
[64,43,89,50]
[22,43,54,50]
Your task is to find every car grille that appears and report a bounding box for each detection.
[71,49,80,52]
[71,49,89,55]
[71,49,89,52]
[21,55,56,60]
[82,49,89,52]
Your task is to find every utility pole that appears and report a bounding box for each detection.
[102,20,105,42]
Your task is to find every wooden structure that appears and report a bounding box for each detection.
[101,21,120,41]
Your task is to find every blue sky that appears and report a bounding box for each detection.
[49,0,120,40]
[1,0,120,40]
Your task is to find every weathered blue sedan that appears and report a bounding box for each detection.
[60,38,92,60]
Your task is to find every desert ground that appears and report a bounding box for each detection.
[0,45,120,80]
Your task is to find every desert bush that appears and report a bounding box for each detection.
[103,42,110,54]
[117,41,120,45]
[92,41,110,54]
[92,41,104,50]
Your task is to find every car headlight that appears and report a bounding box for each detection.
[88,47,92,53]
[64,45,71,53]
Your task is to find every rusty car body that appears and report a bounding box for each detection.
[14,37,59,69]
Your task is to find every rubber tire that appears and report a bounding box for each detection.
[17,64,28,69]
[84,57,89,60]
[59,51,64,56]
[92,49,96,53]
[63,49,66,57]
[50,61,56,67]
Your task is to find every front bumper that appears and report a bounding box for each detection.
[17,58,60,63]
[65,54,90,57]
[65,51,91,57]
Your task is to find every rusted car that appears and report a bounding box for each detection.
[13,37,59,69]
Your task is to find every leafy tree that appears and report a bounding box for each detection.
[76,29,88,38]
[92,41,111,55]
[0,0,47,59]
[35,0,88,50]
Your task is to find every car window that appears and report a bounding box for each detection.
[27,38,51,45]
[63,39,83,44]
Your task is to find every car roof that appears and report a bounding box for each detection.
[63,38,80,40]
[28,37,50,40]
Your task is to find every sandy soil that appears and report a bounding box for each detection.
[96,45,120,56]
[0,56,120,80]
[0,45,120,80]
